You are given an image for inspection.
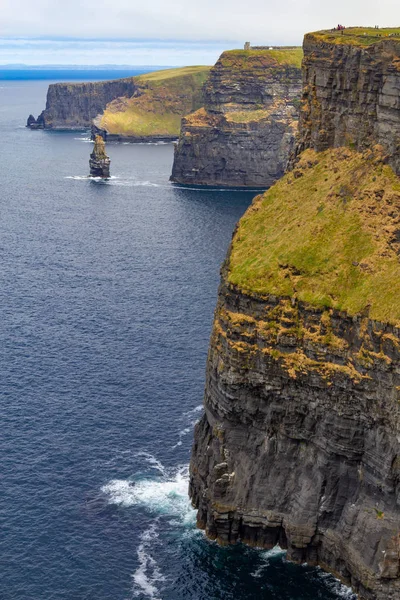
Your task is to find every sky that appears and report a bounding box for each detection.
[1,0,399,66]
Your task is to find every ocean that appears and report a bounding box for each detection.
[0,72,356,600]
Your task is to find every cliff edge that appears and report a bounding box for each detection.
[94,66,210,141]
[190,28,400,600]
[27,66,210,141]
[295,28,400,175]
[27,78,138,129]
[171,48,302,188]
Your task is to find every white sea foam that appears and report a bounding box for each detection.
[134,451,166,475]
[172,404,204,449]
[250,546,286,577]
[101,463,195,525]
[183,404,203,417]
[102,458,196,599]
[315,567,356,598]
[64,175,117,181]
[111,179,160,187]
[132,522,165,600]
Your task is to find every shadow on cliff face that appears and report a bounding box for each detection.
[100,453,355,600]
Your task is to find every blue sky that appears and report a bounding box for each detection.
[0,0,398,66]
[0,38,237,67]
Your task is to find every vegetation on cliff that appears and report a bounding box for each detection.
[229,146,400,325]
[218,47,303,69]
[99,66,210,137]
[310,27,400,47]
[171,48,302,187]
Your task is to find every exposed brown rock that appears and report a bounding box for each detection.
[171,49,302,187]
[293,34,400,175]
[89,135,110,178]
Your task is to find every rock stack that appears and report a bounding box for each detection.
[89,135,110,178]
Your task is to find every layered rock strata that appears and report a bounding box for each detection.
[26,66,210,140]
[295,30,400,174]
[89,135,110,178]
[190,112,400,600]
[171,48,302,187]
[27,78,137,129]
[92,66,210,142]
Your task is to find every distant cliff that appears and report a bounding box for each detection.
[93,66,210,141]
[27,78,137,129]
[27,66,210,140]
[190,28,400,600]
[171,48,302,187]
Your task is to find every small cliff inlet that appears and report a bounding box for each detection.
[2,73,356,600]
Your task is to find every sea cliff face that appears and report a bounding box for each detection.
[27,66,210,138]
[27,78,138,129]
[190,28,400,600]
[191,274,400,600]
[171,49,302,187]
[295,32,400,174]
[93,66,210,141]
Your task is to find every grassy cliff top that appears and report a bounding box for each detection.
[218,48,303,69]
[308,27,400,47]
[229,147,400,325]
[135,65,210,85]
[100,65,210,137]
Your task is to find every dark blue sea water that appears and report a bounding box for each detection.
[0,69,161,81]
[0,77,356,600]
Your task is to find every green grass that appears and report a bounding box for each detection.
[100,66,210,137]
[226,108,273,123]
[309,27,400,47]
[220,48,303,69]
[135,65,210,84]
[101,109,182,136]
[229,147,400,325]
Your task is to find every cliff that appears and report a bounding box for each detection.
[27,66,210,139]
[27,78,138,129]
[171,48,302,187]
[295,28,400,175]
[94,66,210,141]
[190,28,400,600]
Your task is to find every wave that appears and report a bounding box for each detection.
[172,404,203,449]
[314,567,356,598]
[122,140,176,146]
[64,175,117,181]
[101,463,194,525]
[250,546,286,577]
[132,522,165,600]
[64,175,161,187]
[102,459,195,599]
[111,180,160,187]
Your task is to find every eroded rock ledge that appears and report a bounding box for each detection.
[190,275,400,600]
[171,48,302,187]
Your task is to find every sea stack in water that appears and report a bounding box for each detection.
[89,135,110,178]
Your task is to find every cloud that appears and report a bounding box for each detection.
[0,38,234,66]
[0,0,398,64]
[1,0,398,42]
